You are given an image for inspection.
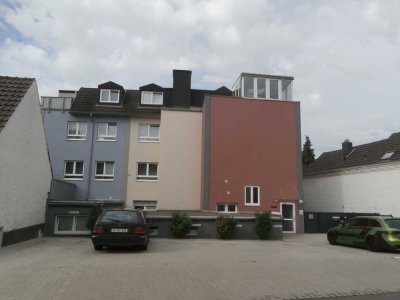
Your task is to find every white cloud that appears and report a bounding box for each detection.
[1,0,400,155]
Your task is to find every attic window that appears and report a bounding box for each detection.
[381,152,395,160]
[100,89,119,103]
[141,91,163,105]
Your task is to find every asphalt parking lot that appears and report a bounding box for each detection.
[0,234,399,300]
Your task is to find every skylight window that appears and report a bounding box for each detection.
[381,152,395,160]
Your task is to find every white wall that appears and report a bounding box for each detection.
[0,81,52,232]
[303,162,400,216]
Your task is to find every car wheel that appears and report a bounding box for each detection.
[94,244,103,251]
[327,232,337,245]
[366,237,380,252]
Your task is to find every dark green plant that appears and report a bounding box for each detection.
[254,211,273,239]
[86,204,103,229]
[169,211,192,238]
[302,135,315,166]
[216,215,237,239]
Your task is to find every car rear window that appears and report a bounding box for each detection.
[385,219,400,229]
[100,211,139,223]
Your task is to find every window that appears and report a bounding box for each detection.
[347,218,368,227]
[369,219,381,228]
[95,161,114,180]
[134,201,157,211]
[137,163,158,181]
[381,152,395,160]
[100,89,119,103]
[217,204,237,213]
[138,124,160,142]
[245,186,260,206]
[257,78,266,99]
[97,123,117,141]
[270,80,279,99]
[282,80,292,100]
[243,77,254,98]
[55,215,90,234]
[67,122,87,140]
[64,161,84,180]
[100,210,138,223]
[141,91,163,105]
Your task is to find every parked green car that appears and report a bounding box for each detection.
[327,216,400,252]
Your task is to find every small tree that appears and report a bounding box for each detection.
[254,212,273,239]
[302,136,315,166]
[216,216,237,239]
[86,204,103,229]
[169,211,192,238]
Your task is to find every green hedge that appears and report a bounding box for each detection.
[254,211,273,239]
[169,211,192,238]
[216,215,237,239]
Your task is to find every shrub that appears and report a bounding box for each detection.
[216,215,237,239]
[169,211,192,238]
[86,205,103,229]
[254,211,273,239]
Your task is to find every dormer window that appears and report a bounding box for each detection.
[141,91,163,105]
[100,89,120,103]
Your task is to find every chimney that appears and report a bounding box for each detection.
[342,139,353,158]
[172,70,192,108]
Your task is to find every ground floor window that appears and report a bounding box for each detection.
[217,203,237,213]
[133,201,157,211]
[55,215,90,234]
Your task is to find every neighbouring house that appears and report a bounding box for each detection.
[41,70,303,236]
[303,133,400,232]
[0,76,52,246]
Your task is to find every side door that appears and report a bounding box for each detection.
[280,203,296,233]
[351,218,370,247]
[337,218,367,245]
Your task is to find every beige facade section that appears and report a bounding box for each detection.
[158,109,202,210]
[126,118,160,208]
[126,110,203,210]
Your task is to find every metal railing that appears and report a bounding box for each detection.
[49,179,76,201]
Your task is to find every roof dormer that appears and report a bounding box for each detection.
[232,73,294,101]
[98,81,124,105]
[139,83,164,106]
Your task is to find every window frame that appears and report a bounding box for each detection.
[67,122,88,140]
[97,122,117,141]
[138,123,160,142]
[216,203,238,213]
[64,161,84,180]
[95,161,115,181]
[54,215,90,235]
[141,91,163,105]
[244,186,260,206]
[136,162,158,181]
[99,89,120,103]
[133,201,158,211]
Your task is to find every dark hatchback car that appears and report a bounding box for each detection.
[91,209,149,251]
[327,216,400,252]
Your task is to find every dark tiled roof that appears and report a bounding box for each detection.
[0,76,34,132]
[304,133,400,176]
[70,84,232,115]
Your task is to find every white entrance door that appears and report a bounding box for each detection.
[280,203,296,233]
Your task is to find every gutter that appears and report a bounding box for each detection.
[86,112,95,200]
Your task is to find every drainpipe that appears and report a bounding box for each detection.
[87,112,95,201]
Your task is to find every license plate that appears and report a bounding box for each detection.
[110,228,128,233]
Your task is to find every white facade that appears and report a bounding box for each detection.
[0,81,52,235]
[303,161,400,217]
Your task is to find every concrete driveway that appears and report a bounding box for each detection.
[0,234,399,300]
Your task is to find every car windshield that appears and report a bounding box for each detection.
[384,219,400,229]
[101,211,138,223]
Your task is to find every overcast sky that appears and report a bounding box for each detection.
[1,0,399,155]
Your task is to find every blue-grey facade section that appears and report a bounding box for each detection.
[42,110,130,202]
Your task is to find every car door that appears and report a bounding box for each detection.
[337,218,368,246]
[351,218,371,247]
